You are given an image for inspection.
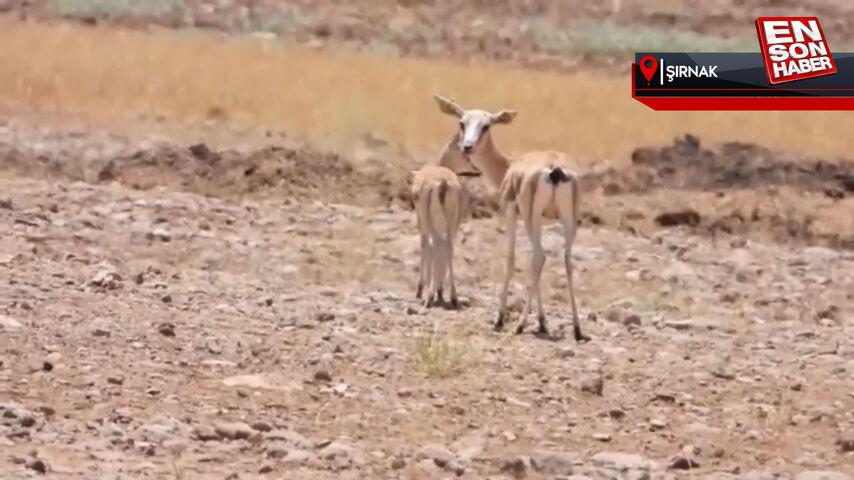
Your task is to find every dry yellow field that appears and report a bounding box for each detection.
[1,20,853,163]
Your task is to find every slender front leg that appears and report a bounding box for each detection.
[496,204,518,331]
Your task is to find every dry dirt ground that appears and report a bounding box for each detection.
[0,117,852,480]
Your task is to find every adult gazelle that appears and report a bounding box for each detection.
[434,94,589,342]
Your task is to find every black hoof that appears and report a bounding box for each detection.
[514,322,526,335]
[436,289,444,304]
[537,315,548,335]
[450,297,459,310]
[574,325,591,343]
[494,312,506,331]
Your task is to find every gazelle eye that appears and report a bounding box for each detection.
[482,124,490,132]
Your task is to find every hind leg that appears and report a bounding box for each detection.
[518,217,547,335]
[446,235,459,309]
[430,234,448,307]
[416,234,430,300]
[558,195,589,342]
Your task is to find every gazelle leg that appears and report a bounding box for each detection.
[424,235,438,308]
[432,234,448,306]
[519,216,547,335]
[559,185,589,342]
[446,235,459,309]
[496,204,518,331]
[416,234,430,300]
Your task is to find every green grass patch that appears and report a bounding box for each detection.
[50,0,186,19]
[533,17,757,55]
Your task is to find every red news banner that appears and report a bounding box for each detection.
[755,17,836,84]
[632,16,854,110]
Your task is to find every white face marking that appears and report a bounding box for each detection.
[458,110,493,154]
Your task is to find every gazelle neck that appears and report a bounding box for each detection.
[472,131,510,190]
[435,131,462,167]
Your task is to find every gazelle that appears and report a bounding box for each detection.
[433,94,589,342]
[411,132,479,308]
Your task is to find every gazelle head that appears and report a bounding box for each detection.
[433,94,517,156]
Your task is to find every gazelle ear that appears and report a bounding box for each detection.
[491,109,517,124]
[434,94,464,118]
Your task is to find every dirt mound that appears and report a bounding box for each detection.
[0,140,412,207]
[629,134,854,195]
[586,135,854,250]
[1,132,850,249]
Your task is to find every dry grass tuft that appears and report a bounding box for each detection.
[1,20,853,163]
[413,328,467,379]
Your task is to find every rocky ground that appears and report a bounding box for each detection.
[0,118,852,479]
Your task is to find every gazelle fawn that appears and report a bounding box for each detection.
[433,94,589,342]
[411,130,479,309]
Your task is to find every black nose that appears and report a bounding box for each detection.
[462,145,473,154]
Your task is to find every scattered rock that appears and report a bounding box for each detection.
[623,313,642,328]
[793,472,852,480]
[188,143,219,162]
[146,227,172,242]
[391,457,406,470]
[213,422,254,441]
[593,432,612,442]
[92,328,111,337]
[530,449,577,475]
[452,431,487,461]
[281,448,315,466]
[738,471,779,480]
[591,452,652,471]
[314,370,333,383]
[713,368,736,381]
[836,434,854,453]
[141,421,179,442]
[26,457,48,475]
[501,455,531,478]
[158,322,176,337]
[668,455,700,470]
[655,210,701,227]
[415,444,457,467]
[251,421,272,433]
[581,375,604,396]
[0,315,23,331]
[319,441,364,470]
[192,425,219,441]
[265,443,289,460]
[649,418,667,431]
[204,339,223,354]
[90,269,122,290]
[222,373,284,390]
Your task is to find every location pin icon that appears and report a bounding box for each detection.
[639,55,658,84]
